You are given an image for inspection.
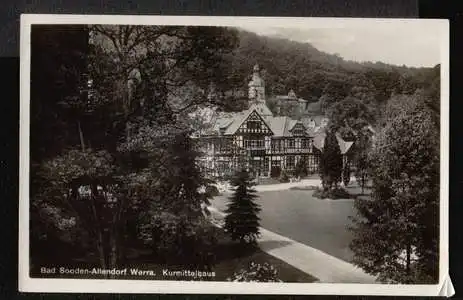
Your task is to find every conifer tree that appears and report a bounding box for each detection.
[319,131,343,190]
[224,169,261,245]
[295,157,308,178]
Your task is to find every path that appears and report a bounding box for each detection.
[208,206,376,284]
[215,178,322,193]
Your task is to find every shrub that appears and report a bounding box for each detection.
[312,186,351,200]
[229,262,282,282]
[279,170,290,183]
[270,166,281,178]
[140,212,218,269]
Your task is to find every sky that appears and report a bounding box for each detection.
[239,21,443,68]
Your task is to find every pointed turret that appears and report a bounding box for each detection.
[248,64,265,103]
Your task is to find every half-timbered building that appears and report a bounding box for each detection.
[195,64,353,179]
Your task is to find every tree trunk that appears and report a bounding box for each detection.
[108,231,118,279]
[406,242,411,277]
[77,121,85,151]
[96,231,107,270]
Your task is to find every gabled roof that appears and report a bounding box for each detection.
[275,90,308,103]
[210,104,274,136]
[336,133,354,154]
[266,116,288,137]
[312,131,354,155]
[287,119,298,132]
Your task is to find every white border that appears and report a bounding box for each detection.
[19,14,450,296]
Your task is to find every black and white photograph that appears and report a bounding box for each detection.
[19,15,450,296]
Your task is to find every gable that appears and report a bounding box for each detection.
[290,122,307,136]
[236,109,273,135]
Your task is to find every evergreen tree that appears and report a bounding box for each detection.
[294,157,308,178]
[319,131,343,190]
[349,96,439,284]
[224,169,261,245]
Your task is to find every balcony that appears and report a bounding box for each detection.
[271,148,312,154]
[245,146,266,150]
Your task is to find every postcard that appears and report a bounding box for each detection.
[19,14,453,296]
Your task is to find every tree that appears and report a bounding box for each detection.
[327,96,374,141]
[319,131,343,190]
[30,24,239,272]
[353,132,372,194]
[224,170,261,245]
[294,157,308,178]
[349,97,439,284]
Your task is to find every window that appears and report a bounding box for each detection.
[288,139,295,149]
[248,121,260,131]
[287,156,295,167]
[244,139,264,149]
[302,138,312,149]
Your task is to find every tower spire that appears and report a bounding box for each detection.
[248,64,265,102]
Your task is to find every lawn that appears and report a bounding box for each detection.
[211,184,369,263]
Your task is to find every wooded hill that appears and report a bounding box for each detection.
[219,29,440,120]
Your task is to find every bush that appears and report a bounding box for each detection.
[270,166,281,178]
[229,262,282,282]
[279,170,290,183]
[312,186,351,200]
[140,212,218,269]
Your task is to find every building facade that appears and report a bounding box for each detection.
[195,64,352,179]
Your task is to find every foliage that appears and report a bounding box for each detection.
[224,170,261,245]
[36,148,124,269]
[223,30,440,121]
[353,133,372,194]
[294,157,309,178]
[30,24,238,270]
[139,212,219,269]
[312,186,351,200]
[349,95,439,284]
[327,96,374,141]
[319,131,343,190]
[229,262,282,282]
[279,170,290,183]
[342,164,351,186]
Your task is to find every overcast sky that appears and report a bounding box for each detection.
[239,22,442,68]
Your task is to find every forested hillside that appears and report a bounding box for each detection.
[219,29,440,124]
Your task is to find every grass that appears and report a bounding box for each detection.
[212,189,358,262]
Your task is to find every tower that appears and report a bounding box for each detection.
[248,64,265,103]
